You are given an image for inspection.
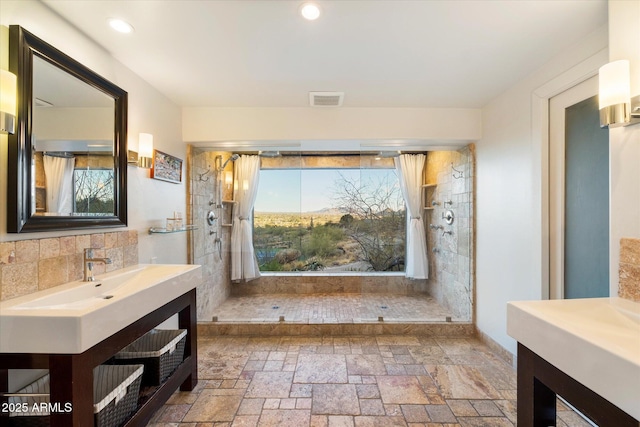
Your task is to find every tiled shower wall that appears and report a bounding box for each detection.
[231,275,428,296]
[0,231,139,301]
[424,145,475,320]
[187,147,233,320]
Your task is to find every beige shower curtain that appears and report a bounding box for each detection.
[230,155,261,282]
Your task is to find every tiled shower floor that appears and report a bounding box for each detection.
[212,293,461,323]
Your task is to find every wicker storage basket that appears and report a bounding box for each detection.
[7,364,144,427]
[113,329,187,386]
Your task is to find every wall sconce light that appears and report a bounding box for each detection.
[1,69,17,134]
[137,132,153,168]
[599,60,640,128]
[225,171,233,189]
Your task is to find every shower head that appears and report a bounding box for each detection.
[258,150,281,158]
[221,154,239,169]
[44,151,74,158]
[375,151,401,159]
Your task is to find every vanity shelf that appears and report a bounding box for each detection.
[149,225,198,234]
[0,289,198,427]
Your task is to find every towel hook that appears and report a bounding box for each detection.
[451,163,464,179]
[198,165,212,182]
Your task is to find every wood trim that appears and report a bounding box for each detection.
[517,343,638,427]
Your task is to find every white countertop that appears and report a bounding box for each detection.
[507,297,640,420]
[0,264,202,354]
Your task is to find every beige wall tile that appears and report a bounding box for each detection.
[39,238,60,259]
[104,232,118,248]
[67,253,84,282]
[1,262,38,300]
[123,245,139,267]
[1,232,139,301]
[117,231,129,247]
[38,257,69,290]
[59,236,76,256]
[620,238,640,265]
[16,240,39,263]
[75,234,91,253]
[619,238,640,303]
[0,242,16,265]
[106,247,124,271]
[91,233,105,249]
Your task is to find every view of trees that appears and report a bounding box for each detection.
[74,169,115,214]
[254,169,405,272]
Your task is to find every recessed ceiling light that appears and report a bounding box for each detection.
[300,3,321,21]
[108,18,134,34]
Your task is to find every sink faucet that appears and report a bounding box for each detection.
[83,248,112,281]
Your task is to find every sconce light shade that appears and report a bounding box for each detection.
[1,69,17,134]
[138,132,153,168]
[225,171,233,188]
[599,60,631,128]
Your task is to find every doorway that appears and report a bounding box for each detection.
[549,76,610,299]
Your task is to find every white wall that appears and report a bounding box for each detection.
[183,107,481,143]
[0,1,188,265]
[476,26,608,354]
[608,0,640,294]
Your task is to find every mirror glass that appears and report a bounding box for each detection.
[8,26,128,232]
[32,55,116,216]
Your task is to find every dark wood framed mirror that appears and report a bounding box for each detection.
[7,25,127,232]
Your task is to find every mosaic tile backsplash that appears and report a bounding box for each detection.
[619,237,640,302]
[0,231,139,301]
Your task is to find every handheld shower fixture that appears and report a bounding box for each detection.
[220,153,239,170]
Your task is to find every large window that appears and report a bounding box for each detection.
[254,158,405,273]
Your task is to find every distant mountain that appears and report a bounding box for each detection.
[255,207,405,215]
[255,207,344,215]
[307,207,344,215]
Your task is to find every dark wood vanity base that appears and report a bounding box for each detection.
[0,289,197,427]
[517,343,638,427]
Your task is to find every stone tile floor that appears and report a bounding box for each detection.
[212,294,459,323]
[149,335,591,426]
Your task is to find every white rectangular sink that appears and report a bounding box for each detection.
[507,297,640,420]
[0,264,202,354]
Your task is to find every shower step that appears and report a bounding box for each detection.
[197,320,475,337]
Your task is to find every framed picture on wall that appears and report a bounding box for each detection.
[151,149,183,184]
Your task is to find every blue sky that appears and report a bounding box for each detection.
[254,168,400,213]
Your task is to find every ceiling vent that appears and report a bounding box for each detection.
[35,97,53,107]
[309,91,344,107]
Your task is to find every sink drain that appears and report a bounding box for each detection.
[272,306,279,310]
[103,295,114,300]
